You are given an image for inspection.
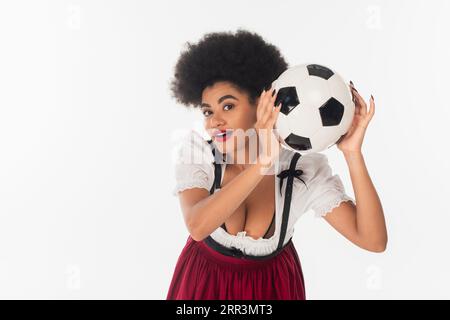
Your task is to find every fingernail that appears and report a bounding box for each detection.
[371,94,374,101]
[350,80,354,86]
[271,89,276,97]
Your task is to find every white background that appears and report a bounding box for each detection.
[0,0,449,299]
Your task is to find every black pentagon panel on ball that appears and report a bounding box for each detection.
[307,64,334,80]
[274,86,300,115]
[285,133,312,151]
[319,97,344,126]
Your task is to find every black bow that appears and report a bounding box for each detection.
[276,168,307,196]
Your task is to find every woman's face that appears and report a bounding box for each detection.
[201,81,258,157]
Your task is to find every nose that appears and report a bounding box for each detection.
[209,112,226,128]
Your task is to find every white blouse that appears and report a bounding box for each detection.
[172,129,356,256]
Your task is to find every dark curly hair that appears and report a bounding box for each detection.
[169,28,289,108]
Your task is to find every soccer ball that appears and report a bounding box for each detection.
[272,63,355,154]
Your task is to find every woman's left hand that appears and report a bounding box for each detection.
[336,81,375,154]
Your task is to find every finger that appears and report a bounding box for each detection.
[263,87,274,111]
[354,98,361,116]
[266,107,281,139]
[269,102,282,127]
[349,85,359,108]
[349,83,354,92]
[269,88,278,111]
[268,100,281,120]
[261,88,277,124]
[256,90,263,119]
[350,88,361,116]
[260,89,274,124]
[257,89,269,120]
[351,87,368,116]
[261,103,273,124]
[369,94,375,117]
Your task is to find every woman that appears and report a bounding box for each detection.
[166,29,387,300]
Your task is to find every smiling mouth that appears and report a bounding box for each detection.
[214,130,233,142]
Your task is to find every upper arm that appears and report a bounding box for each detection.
[296,154,364,248]
[322,200,362,247]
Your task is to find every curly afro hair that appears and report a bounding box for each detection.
[169,28,289,108]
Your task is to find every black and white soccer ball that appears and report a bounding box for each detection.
[272,64,355,154]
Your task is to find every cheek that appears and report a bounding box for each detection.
[238,107,257,128]
[247,109,257,126]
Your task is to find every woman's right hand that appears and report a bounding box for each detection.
[254,86,282,169]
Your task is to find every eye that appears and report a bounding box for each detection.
[202,110,212,117]
[202,104,234,117]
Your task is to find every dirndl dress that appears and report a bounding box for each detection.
[166,140,306,300]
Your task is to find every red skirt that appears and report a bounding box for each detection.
[166,236,306,300]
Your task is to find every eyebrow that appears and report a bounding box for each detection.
[200,95,239,108]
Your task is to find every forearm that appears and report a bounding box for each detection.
[190,158,270,240]
[343,151,387,249]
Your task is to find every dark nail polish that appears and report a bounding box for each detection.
[350,80,354,86]
[371,94,374,101]
[271,88,276,97]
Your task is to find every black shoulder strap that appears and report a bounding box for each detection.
[207,139,226,230]
[276,152,301,250]
[207,140,222,195]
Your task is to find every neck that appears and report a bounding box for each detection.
[225,137,260,172]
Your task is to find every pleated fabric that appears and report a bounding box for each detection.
[166,236,306,300]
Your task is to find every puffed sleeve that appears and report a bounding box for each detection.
[299,153,355,218]
[172,130,215,196]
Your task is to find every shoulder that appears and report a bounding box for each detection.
[173,129,215,165]
[296,152,329,168]
[172,130,216,196]
[299,152,331,175]
[279,147,331,182]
